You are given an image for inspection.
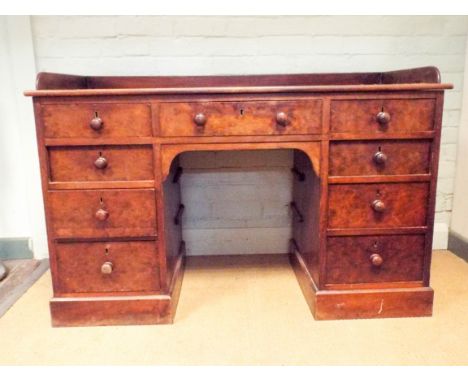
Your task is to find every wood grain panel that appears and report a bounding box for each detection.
[328,183,429,229]
[330,99,435,135]
[326,235,425,285]
[49,189,157,238]
[42,103,152,138]
[55,241,160,293]
[48,145,154,182]
[329,140,431,176]
[159,100,322,137]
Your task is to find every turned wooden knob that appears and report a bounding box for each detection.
[376,111,391,125]
[90,116,103,131]
[370,253,383,267]
[95,208,109,221]
[371,199,386,213]
[101,261,113,274]
[373,151,388,165]
[94,156,108,169]
[194,113,207,128]
[276,111,288,127]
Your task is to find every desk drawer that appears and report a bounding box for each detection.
[55,241,160,294]
[48,145,154,183]
[328,183,429,229]
[49,189,157,238]
[159,100,322,136]
[329,140,431,177]
[42,103,152,138]
[330,99,435,135]
[326,235,425,285]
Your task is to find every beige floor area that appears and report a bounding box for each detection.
[0,250,467,365]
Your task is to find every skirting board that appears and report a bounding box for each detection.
[0,238,34,259]
[448,231,468,262]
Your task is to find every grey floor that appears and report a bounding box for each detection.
[0,259,49,318]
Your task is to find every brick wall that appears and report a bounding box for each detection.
[31,16,468,254]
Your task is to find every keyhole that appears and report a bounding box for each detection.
[100,197,104,206]
[376,189,381,197]
[378,146,381,152]
[240,108,244,116]
[105,247,109,256]
[94,111,99,117]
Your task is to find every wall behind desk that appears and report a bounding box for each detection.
[1,16,467,257]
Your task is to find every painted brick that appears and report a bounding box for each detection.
[441,144,458,162]
[442,110,461,127]
[224,16,451,37]
[438,161,456,179]
[182,227,292,255]
[113,16,173,36]
[441,127,459,144]
[435,211,451,225]
[172,16,228,37]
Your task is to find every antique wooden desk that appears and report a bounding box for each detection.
[25,67,452,326]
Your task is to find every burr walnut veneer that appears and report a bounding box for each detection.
[25,67,452,326]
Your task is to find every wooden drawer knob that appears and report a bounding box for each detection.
[371,199,386,212]
[369,253,383,267]
[94,155,108,169]
[90,116,103,131]
[194,113,207,128]
[370,253,383,267]
[373,151,388,165]
[376,111,391,125]
[95,208,109,221]
[101,261,113,274]
[276,111,288,127]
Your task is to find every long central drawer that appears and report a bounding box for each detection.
[159,100,323,136]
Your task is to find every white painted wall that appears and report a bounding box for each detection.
[1,16,467,257]
[0,16,48,258]
[451,38,468,240]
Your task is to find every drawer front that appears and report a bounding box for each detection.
[330,99,435,135]
[55,241,160,293]
[329,140,431,177]
[328,183,429,229]
[48,145,154,183]
[49,189,157,238]
[159,100,322,137]
[42,103,152,138]
[326,235,425,285]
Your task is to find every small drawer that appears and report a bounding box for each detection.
[326,235,425,285]
[159,100,322,137]
[330,99,435,135]
[49,189,157,238]
[48,145,154,183]
[42,103,152,138]
[55,241,160,294]
[329,140,431,177]
[328,183,429,229]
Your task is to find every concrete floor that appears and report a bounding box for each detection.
[0,250,467,365]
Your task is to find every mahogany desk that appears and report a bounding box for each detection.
[25,67,452,326]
